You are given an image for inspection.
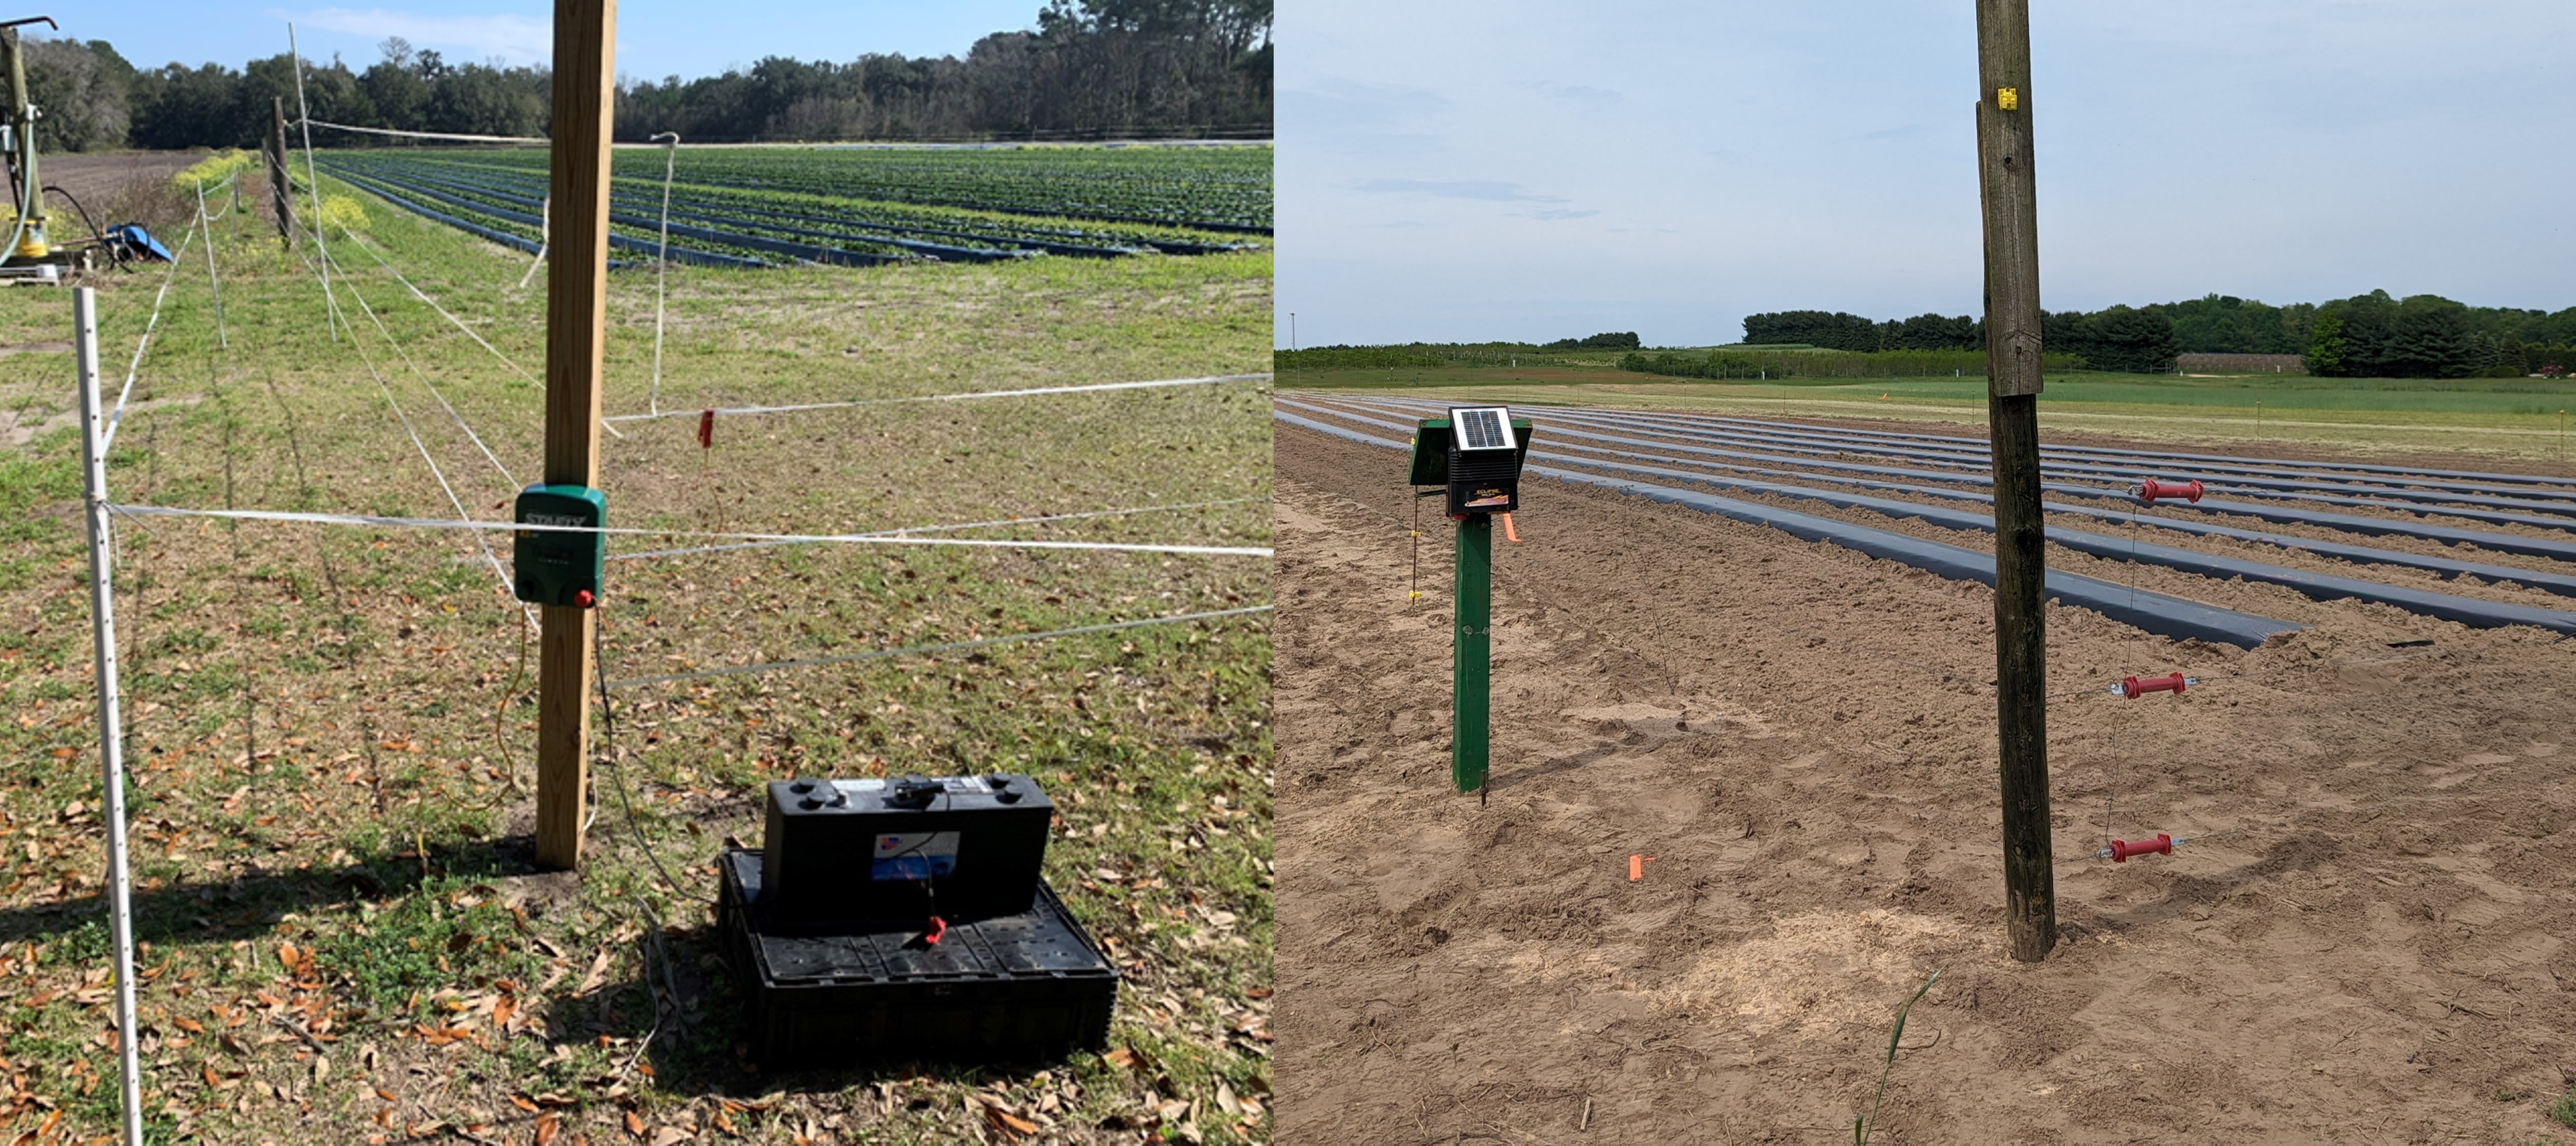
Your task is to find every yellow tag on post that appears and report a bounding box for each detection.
[1997,87,2020,111]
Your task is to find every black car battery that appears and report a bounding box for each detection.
[759,773,1055,928]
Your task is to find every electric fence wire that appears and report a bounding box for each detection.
[588,617,690,1062]
[104,503,1275,559]
[606,604,1272,690]
[319,282,518,601]
[515,195,549,292]
[320,243,521,491]
[334,225,541,384]
[99,216,203,453]
[298,118,550,145]
[330,220,622,440]
[607,495,1264,562]
[187,170,243,224]
[602,372,1272,423]
[288,25,346,340]
[195,179,227,350]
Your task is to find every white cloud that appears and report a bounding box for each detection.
[1282,0,2576,347]
[271,7,552,67]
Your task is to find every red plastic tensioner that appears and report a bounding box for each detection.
[922,916,948,946]
[2118,672,2187,698]
[2108,834,2172,862]
[2133,478,2204,505]
[697,408,716,450]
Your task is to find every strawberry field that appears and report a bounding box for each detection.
[319,144,1270,269]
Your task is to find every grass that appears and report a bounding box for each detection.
[0,167,1270,1143]
[1282,361,2576,461]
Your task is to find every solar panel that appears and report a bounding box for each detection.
[1451,406,1515,451]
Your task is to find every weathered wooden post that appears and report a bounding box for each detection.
[268,97,294,244]
[1976,0,2056,961]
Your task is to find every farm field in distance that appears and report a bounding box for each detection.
[1283,357,2576,463]
[1271,394,2576,1141]
[323,143,1270,269]
[0,144,1272,1144]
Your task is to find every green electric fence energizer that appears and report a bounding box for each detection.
[1409,406,1533,798]
[512,484,605,608]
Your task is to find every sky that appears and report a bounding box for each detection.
[1278,0,2576,349]
[50,1,1039,83]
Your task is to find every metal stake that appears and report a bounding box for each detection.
[75,286,146,1146]
[1452,513,1492,792]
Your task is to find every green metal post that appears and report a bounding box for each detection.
[1452,514,1492,792]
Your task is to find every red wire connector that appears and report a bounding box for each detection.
[2132,478,2205,505]
[2116,671,2190,698]
[697,408,716,450]
[922,916,948,946]
[2106,834,2172,862]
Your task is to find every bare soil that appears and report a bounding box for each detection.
[35,151,228,236]
[1272,422,2576,1143]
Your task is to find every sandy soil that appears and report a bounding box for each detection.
[41,151,193,200]
[1272,423,2576,1143]
[35,151,225,236]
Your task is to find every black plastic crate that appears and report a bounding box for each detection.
[715,849,1118,1067]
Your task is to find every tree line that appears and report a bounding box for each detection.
[1541,332,1639,350]
[16,0,1269,152]
[1743,292,2576,378]
[1741,307,2183,373]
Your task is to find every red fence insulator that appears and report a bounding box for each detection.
[2119,671,2189,699]
[2109,834,2173,862]
[2133,478,2205,505]
[698,408,717,450]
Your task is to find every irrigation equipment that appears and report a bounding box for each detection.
[0,15,149,280]
[1410,406,1534,796]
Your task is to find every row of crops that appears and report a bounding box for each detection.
[318,144,1270,269]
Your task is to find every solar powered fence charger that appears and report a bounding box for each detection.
[1411,406,1533,518]
[512,484,605,608]
[1410,406,1535,796]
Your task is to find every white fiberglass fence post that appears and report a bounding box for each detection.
[650,131,681,415]
[197,179,227,349]
[75,286,147,1146]
[288,23,344,340]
